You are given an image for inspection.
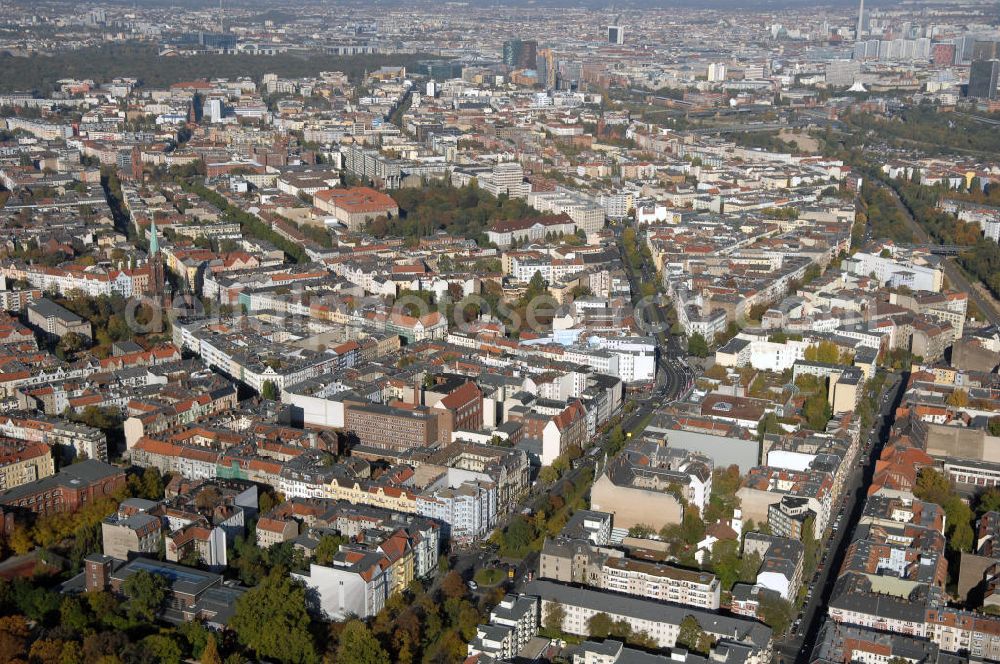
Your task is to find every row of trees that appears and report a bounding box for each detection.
[959,240,1000,301]
[858,180,912,243]
[856,371,888,435]
[804,340,854,365]
[537,443,584,485]
[492,465,595,559]
[0,45,440,95]
[543,603,659,650]
[845,105,1000,158]
[728,130,802,155]
[946,179,1000,207]
[914,468,975,554]
[184,182,309,263]
[620,227,660,298]
[889,178,982,247]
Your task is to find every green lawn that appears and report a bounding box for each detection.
[473,568,506,587]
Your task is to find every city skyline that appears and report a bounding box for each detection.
[0,2,998,664]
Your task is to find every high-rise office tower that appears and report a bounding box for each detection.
[608,25,624,45]
[502,39,538,70]
[931,42,956,66]
[206,98,223,123]
[915,37,931,61]
[968,59,1000,99]
[827,59,861,86]
[973,39,1000,61]
[537,48,558,89]
[957,35,977,64]
[559,61,582,90]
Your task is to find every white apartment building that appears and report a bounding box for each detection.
[525,581,772,660]
[467,595,539,661]
[600,558,721,609]
[843,252,943,293]
[528,188,605,234]
[293,554,389,620]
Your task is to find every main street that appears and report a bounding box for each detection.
[614,222,693,402]
[773,371,907,664]
[452,225,685,597]
[457,380,664,595]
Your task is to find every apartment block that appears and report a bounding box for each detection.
[0,440,54,491]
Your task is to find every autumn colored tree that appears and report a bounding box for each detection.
[0,615,30,663]
[440,571,467,601]
[200,633,222,664]
[946,389,969,408]
[28,638,67,664]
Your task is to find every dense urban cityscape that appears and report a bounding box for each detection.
[0,0,1000,663]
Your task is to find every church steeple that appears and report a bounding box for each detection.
[148,219,164,296]
[149,218,159,256]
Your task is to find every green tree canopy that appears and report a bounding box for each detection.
[123,570,167,623]
[758,593,794,636]
[230,572,318,664]
[914,467,953,506]
[709,539,741,590]
[314,534,346,566]
[688,332,709,358]
[680,508,707,545]
[628,524,655,539]
[261,380,278,400]
[494,516,539,558]
[978,487,1000,516]
[587,612,613,638]
[543,602,566,633]
[526,271,549,299]
[141,634,183,664]
[676,615,710,654]
[802,380,832,431]
[336,620,390,664]
[914,468,975,553]
[804,340,850,365]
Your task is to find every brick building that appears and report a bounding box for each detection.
[430,381,483,443]
[344,401,440,452]
[0,460,126,516]
[313,187,399,232]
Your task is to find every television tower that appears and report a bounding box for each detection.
[856,0,865,39]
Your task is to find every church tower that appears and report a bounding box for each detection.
[149,219,165,296]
